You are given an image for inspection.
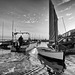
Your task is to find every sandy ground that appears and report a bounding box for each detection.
[38,42,75,75]
[0,49,10,55]
[62,55,75,75]
[1,42,75,75]
[0,48,49,75]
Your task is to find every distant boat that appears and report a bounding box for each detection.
[0,22,11,50]
[11,31,38,53]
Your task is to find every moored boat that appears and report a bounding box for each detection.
[37,0,66,72]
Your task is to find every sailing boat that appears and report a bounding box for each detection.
[37,0,65,70]
[0,22,10,49]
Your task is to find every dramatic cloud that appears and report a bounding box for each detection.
[58,0,71,5]
[68,16,74,20]
[63,0,70,3]
[52,0,75,34]
[0,0,49,39]
[66,13,72,16]
[58,16,63,19]
[59,6,71,12]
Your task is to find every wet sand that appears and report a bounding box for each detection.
[62,55,75,75]
[0,42,75,75]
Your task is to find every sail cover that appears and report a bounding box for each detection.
[49,0,58,44]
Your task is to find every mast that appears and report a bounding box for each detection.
[49,0,54,44]
[2,22,4,43]
[62,17,66,35]
[12,20,14,42]
[54,9,58,50]
[49,0,58,48]
[15,29,16,40]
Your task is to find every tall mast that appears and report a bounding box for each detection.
[15,29,16,40]
[2,22,4,43]
[49,0,54,44]
[62,17,66,33]
[12,20,14,42]
[54,9,58,51]
[49,0,58,48]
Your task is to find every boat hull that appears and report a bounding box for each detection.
[11,42,38,53]
[38,53,65,73]
[38,53,64,65]
[38,50,63,60]
[38,48,66,70]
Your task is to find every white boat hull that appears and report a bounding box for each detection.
[38,50,63,60]
[37,42,64,60]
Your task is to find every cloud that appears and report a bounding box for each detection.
[63,0,70,3]
[58,16,63,19]
[66,13,72,16]
[59,6,71,12]
[68,17,74,20]
[45,18,49,21]
[58,0,71,6]
[23,15,26,17]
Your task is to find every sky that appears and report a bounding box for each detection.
[0,0,75,39]
[0,0,49,39]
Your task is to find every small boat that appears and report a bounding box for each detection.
[0,22,12,50]
[38,46,63,60]
[11,31,30,52]
[37,43,65,69]
[0,40,12,50]
[11,31,38,53]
